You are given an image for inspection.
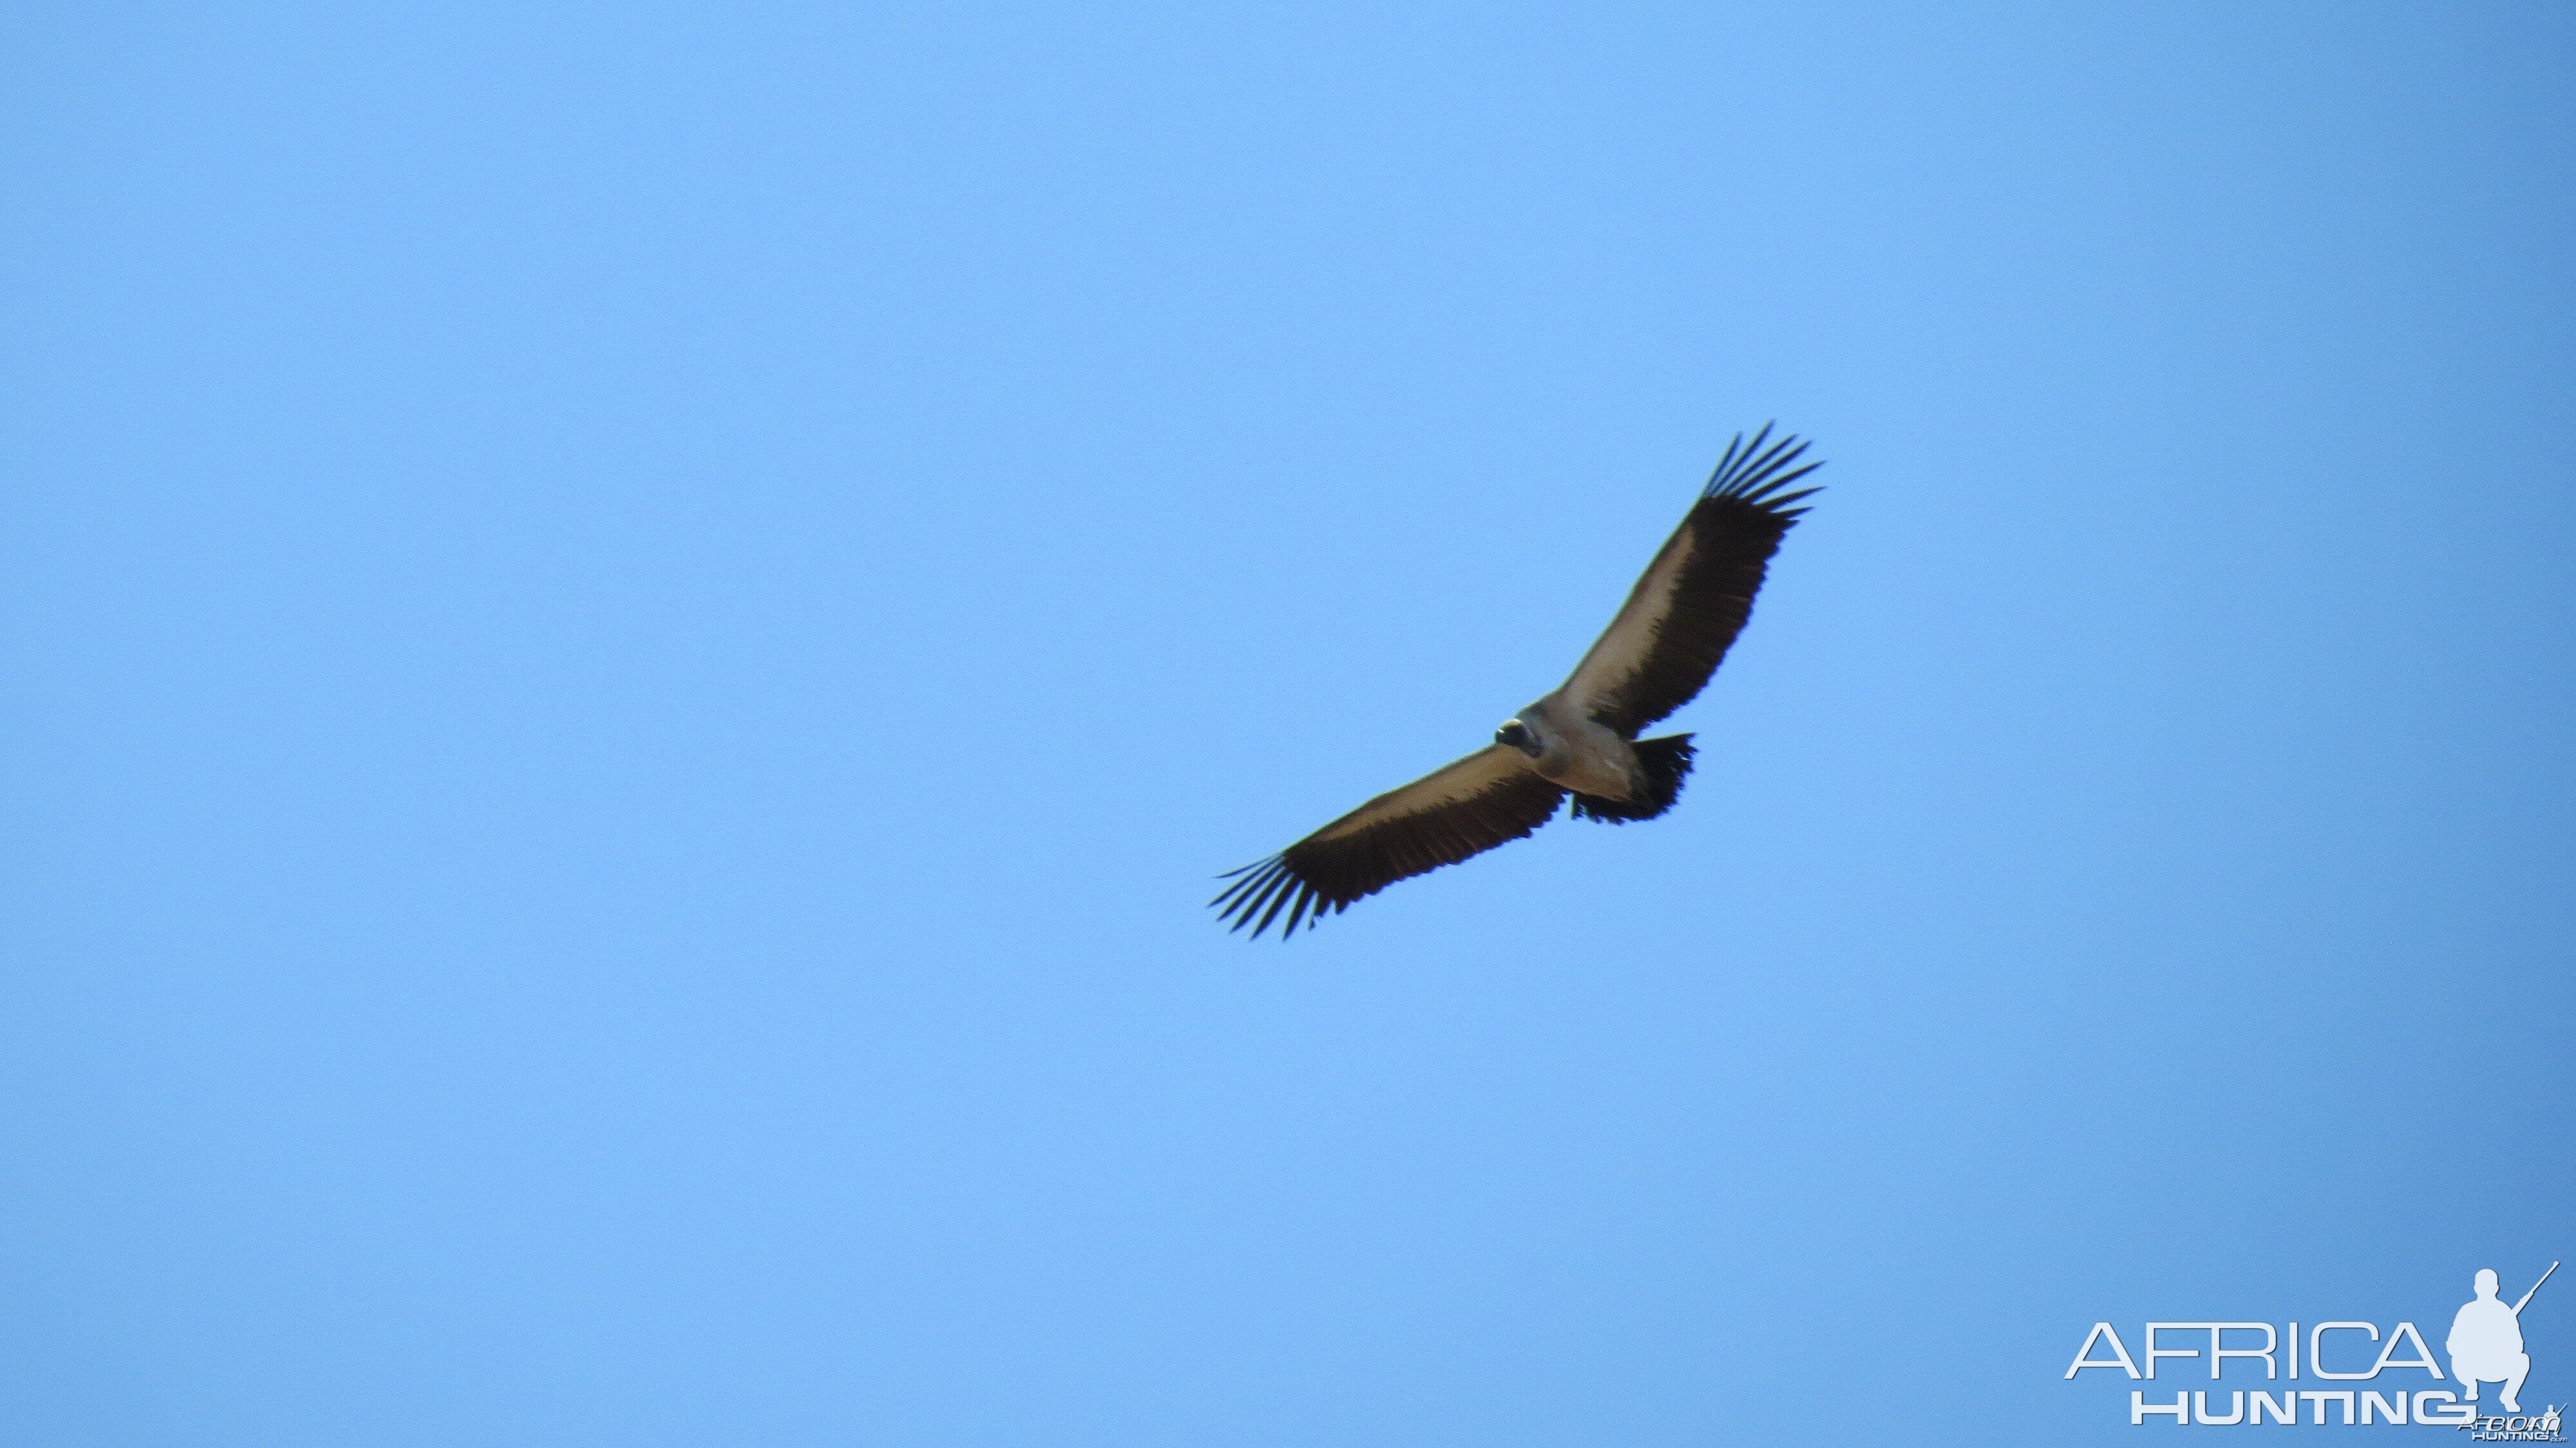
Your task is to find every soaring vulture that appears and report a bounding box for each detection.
[1212,425,1821,939]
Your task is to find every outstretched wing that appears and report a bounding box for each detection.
[1559,425,1821,739]
[1211,745,1566,940]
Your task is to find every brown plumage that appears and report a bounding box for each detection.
[1213,425,1821,939]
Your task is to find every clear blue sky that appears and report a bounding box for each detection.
[6,3,2571,1443]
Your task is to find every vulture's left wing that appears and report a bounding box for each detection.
[1212,745,1565,939]
[1560,426,1821,739]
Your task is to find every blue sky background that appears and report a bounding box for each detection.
[6,3,2573,1443]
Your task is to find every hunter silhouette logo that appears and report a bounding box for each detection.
[2063,1261,2560,1431]
[2455,1263,2554,1413]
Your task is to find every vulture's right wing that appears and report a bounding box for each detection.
[1212,745,1566,939]
[1558,426,1820,738]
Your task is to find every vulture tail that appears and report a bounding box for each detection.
[1568,734,1696,824]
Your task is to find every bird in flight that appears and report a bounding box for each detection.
[1211,425,1821,939]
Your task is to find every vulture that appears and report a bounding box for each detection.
[1212,424,1821,939]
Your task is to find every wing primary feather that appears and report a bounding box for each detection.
[1214,860,1287,930]
[1738,433,1801,482]
[1707,431,1815,500]
[1208,862,1271,910]
[1249,876,1298,939]
[1710,420,1772,482]
[1736,466,1821,511]
[1240,870,1293,936]
[1706,427,1752,482]
[1282,883,1318,937]
[1747,452,1819,493]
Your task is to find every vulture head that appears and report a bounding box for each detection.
[1494,719,1540,756]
